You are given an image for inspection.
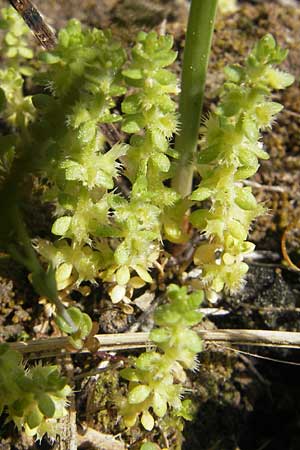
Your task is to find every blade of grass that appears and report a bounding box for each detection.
[172,0,218,197]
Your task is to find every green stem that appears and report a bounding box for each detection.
[172,0,218,197]
[8,205,78,333]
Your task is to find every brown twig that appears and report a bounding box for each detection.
[281,218,300,271]
[8,0,57,49]
[9,329,300,360]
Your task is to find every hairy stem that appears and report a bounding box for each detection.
[172,0,218,197]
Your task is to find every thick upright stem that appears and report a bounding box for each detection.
[172,0,218,197]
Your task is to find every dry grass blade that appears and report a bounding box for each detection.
[8,329,300,359]
[8,0,56,49]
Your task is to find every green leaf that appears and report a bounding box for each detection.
[235,187,257,210]
[120,368,140,382]
[52,217,72,236]
[16,374,35,391]
[140,443,160,450]
[0,88,6,111]
[122,69,143,80]
[152,392,167,417]
[38,394,56,418]
[122,94,140,114]
[68,307,84,328]
[141,410,154,431]
[190,187,212,202]
[27,407,43,429]
[78,120,96,143]
[150,328,170,343]
[32,93,56,110]
[56,263,73,285]
[235,166,258,180]
[198,144,221,164]
[79,313,93,337]
[122,118,142,134]
[266,68,294,89]
[116,265,130,285]
[190,209,208,229]
[224,65,243,83]
[184,330,203,353]
[136,352,160,371]
[19,46,33,59]
[39,52,60,64]
[151,153,170,172]
[175,399,196,421]
[5,31,18,46]
[114,242,130,265]
[154,308,180,326]
[133,265,152,283]
[187,291,204,308]
[228,219,247,241]
[128,385,151,404]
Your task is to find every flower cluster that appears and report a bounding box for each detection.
[119,284,203,430]
[0,344,71,439]
[0,7,34,129]
[102,31,180,295]
[35,28,179,302]
[190,34,294,293]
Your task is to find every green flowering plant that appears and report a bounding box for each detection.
[189,34,294,294]
[33,27,180,302]
[0,6,33,70]
[0,7,35,130]
[0,0,295,443]
[0,344,71,439]
[1,5,292,306]
[119,285,203,430]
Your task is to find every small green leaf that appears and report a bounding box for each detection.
[78,120,96,143]
[52,217,72,235]
[141,410,154,431]
[5,31,18,46]
[128,385,151,404]
[235,187,257,210]
[116,266,130,285]
[184,330,203,353]
[228,219,247,241]
[122,94,140,114]
[151,153,170,172]
[224,65,243,83]
[140,443,160,450]
[18,46,33,59]
[38,394,56,418]
[122,69,143,80]
[190,209,208,229]
[80,313,92,338]
[198,144,221,164]
[133,265,153,283]
[190,187,212,202]
[27,407,43,429]
[153,392,167,417]
[0,88,6,111]
[187,291,204,308]
[136,352,160,370]
[114,242,130,265]
[150,328,170,343]
[122,118,142,134]
[120,368,140,382]
[39,52,60,64]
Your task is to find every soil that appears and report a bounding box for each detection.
[1,1,300,450]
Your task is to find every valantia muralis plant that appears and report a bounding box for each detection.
[0,1,294,440]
